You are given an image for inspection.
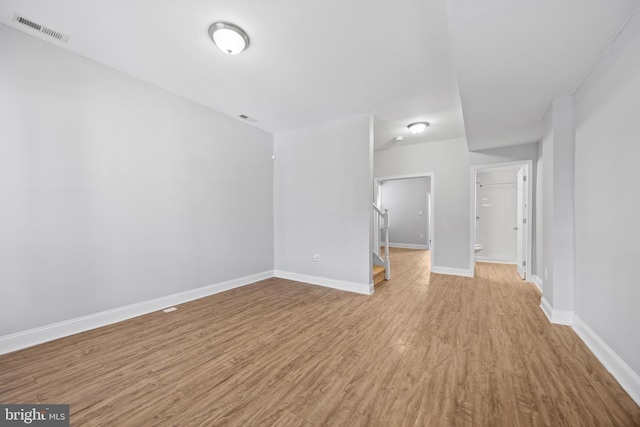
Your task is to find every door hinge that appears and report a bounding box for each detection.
[523,175,527,182]
[523,218,527,224]
[522,261,526,267]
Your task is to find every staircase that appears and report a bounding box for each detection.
[373,203,390,285]
[373,265,386,286]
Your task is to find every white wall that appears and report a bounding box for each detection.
[535,142,544,289]
[274,114,373,293]
[540,107,555,305]
[538,96,576,320]
[0,25,274,337]
[374,138,537,275]
[476,169,517,263]
[375,138,469,273]
[379,177,430,248]
[573,9,640,378]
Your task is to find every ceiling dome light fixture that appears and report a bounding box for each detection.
[209,22,250,55]
[407,121,430,134]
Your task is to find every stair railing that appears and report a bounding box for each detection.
[373,203,390,280]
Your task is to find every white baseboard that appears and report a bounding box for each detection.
[539,297,574,326]
[431,265,474,278]
[539,303,640,406]
[532,274,543,293]
[274,270,373,295]
[389,243,429,250]
[572,316,640,407]
[551,309,574,325]
[475,256,517,264]
[0,270,274,355]
[540,297,553,320]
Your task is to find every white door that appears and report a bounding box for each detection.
[516,167,527,279]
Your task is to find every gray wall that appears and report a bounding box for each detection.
[274,114,373,288]
[573,9,640,375]
[0,25,274,336]
[375,138,538,274]
[538,96,576,312]
[380,177,430,248]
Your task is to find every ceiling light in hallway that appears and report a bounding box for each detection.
[407,122,430,134]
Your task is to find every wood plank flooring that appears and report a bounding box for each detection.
[1,248,639,426]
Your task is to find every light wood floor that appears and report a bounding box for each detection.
[1,249,639,426]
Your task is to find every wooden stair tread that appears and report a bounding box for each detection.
[373,265,385,275]
[373,265,386,286]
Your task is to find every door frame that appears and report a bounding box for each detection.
[375,172,435,268]
[470,160,533,279]
[516,166,527,279]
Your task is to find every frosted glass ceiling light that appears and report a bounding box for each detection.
[209,22,250,55]
[407,121,430,134]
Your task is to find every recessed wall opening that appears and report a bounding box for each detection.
[375,173,435,273]
[471,161,532,280]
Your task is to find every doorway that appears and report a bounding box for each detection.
[375,173,434,268]
[470,161,532,280]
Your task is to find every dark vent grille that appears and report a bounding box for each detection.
[12,13,69,43]
[17,16,41,31]
[41,27,65,41]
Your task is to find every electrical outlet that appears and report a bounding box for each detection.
[544,268,548,280]
[312,254,320,262]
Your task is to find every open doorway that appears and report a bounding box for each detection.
[470,161,532,280]
[375,173,434,269]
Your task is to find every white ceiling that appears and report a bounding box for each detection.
[0,0,638,151]
[447,0,640,151]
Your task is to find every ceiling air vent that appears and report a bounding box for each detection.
[238,114,257,123]
[12,13,69,43]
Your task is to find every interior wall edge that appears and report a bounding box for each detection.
[540,296,574,326]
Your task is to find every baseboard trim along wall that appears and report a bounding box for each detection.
[573,316,640,407]
[476,256,517,265]
[0,270,274,355]
[539,298,640,406]
[540,297,574,326]
[274,270,373,295]
[389,243,429,250]
[532,274,544,293]
[431,265,474,277]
